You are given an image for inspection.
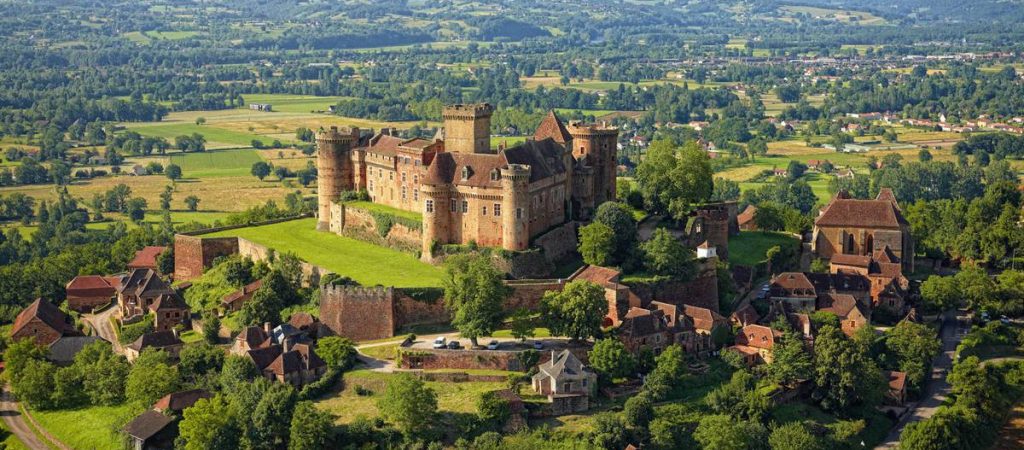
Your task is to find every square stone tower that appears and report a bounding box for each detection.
[443,103,493,154]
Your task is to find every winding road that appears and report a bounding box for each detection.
[1,385,52,450]
[875,310,961,449]
[81,305,122,353]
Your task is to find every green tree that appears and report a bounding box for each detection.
[75,341,130,406]
[706,370,771,421]
[768,422,823,450]
[238,284,284,327]
[184,195,200,211]
[315,336,356,370]
[165,163,182,181]
[178,396,242,450]
[248,382,297,449]
[589,338,635,379]
[251,162,272,181]
[694,414,767,450]
[126,197,148,223]
[541,280,607,342]
[766,332,813,385]
[202,311,221,344]
[886,320,941,389]
[476,390,511,426]
[623,394,654,428]
[593,201,639,267]
[178,343,225,388]
[441,254,508,347]
[641,228,696,278]
[126,349,180,406]
[508,307,535,342]
[377,373,438,436]
[635,140,713,220]
[813,325,885,413]
[288,401,334,450]
[159,185,173,210]
[220,355,259,394]
[589,413,629,450]
[11,359,57,409]
[578,222,616,267]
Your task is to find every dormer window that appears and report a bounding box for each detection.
[490,169,500,181]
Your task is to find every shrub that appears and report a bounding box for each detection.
[120,314,154,344]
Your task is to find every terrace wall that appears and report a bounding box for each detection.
[627,262,721,312]
[330,203,422,253]
[237,238,330,287]
[174,235,239,282]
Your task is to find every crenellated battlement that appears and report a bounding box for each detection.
[442,103,494,120]
[321,284,394,301]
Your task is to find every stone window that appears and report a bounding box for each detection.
[413,175,418,184]
[462,200,468,213]
[494,203,501,216]
[490,170,499,181]
[402,172,407,182]
[516,207,523,219]
[414,189,419,201]
[389,172,394,180]
[401,186,406,200]
[482,206,488,216]
[425,200,434,213]
[450,199,457,212]
[462,167,470,180]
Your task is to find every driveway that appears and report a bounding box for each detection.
[0,385,56,450]
[82,305,122,353]
[355,331,559,373]
[876,309,961,449]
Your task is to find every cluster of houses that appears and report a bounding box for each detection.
[846,111,1024,135]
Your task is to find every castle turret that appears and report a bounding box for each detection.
[419,181,450,258]
[443,103,493,154]
[567,121,619,207]
[316,126,356,231]
[501,164,531,251]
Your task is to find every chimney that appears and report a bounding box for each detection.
[550,349,555,363]
[283,339,290,353]
[263,322,271,334]
[351,127,360,141]
[171,327,179,339]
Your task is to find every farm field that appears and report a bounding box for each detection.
[728,231,800,266]
[169,149,264,178]
[241,94,354,113]
[30,403,139,450]
[315,369,508,425]
[204,218,443,287]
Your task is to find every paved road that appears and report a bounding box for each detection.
[0,385,51,450]
[876,310,961,449]
[82,305,122,353]
[355,331,555,373]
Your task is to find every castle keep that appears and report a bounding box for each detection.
[315,104,619,253]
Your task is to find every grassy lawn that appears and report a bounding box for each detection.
[729,231,800,266]
[359,344,400,361]
[346,200,423,222]
[179,330,203,344]
[127,122,269,149]
[169,149,265,178]
[315,369,506,424]
[31,403,140,450]
[240,94,354,113]
[0,421,30,450]
[204,218,443,287]
[771,402,894,448]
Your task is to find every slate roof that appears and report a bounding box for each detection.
[152,389,213,413]
[816,293,865,319]
[48,336,106,364]
[123,410,174,440]
[288,312,317,331]
[619,309,668,338]
[118,269,175,298]
[806,272,872,293]
[11,298,78,343]
[730,304,761,327]
[128,330,183,353]
[533,111,572,144]
[128,246,168,270]
[150,293,189,312]
[536,349,587,381]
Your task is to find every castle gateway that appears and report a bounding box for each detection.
[315,104,619,254]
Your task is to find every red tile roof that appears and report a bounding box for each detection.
[65,275,116,298]
[152,389,213,412]
[572,265,622,288]
[830,254,872,267]
[737,205,757,225]
[222,279,263,306]
[682,304,725,332]
[533,111,572,144]
[11,298,78,345]
[816,191,907,229]
[127,246,168,270]
[886,370,907,392]
[736,324,780,350]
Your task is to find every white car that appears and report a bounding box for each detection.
[432,337,447,349]
[486,340,499,350]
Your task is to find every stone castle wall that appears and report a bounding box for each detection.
[174,235,239,282]
[330,203,422,253]
[532,221,579,264]
[627,263,721,313]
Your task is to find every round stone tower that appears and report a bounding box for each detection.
[501,164,531,251]
[419,181,450,258]
[316,126,355,231]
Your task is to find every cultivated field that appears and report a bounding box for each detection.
[204,218,443,287]
[728,231,800,266]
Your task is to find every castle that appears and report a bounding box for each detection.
[315,103,619,253]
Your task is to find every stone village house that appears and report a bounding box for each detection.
[531,349,597,414]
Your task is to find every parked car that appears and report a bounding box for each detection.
[1000,315,1011,325]
[486,340,499,350]
[432,337,447,349]
[447,340,462,350]
[532,341,544,350]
